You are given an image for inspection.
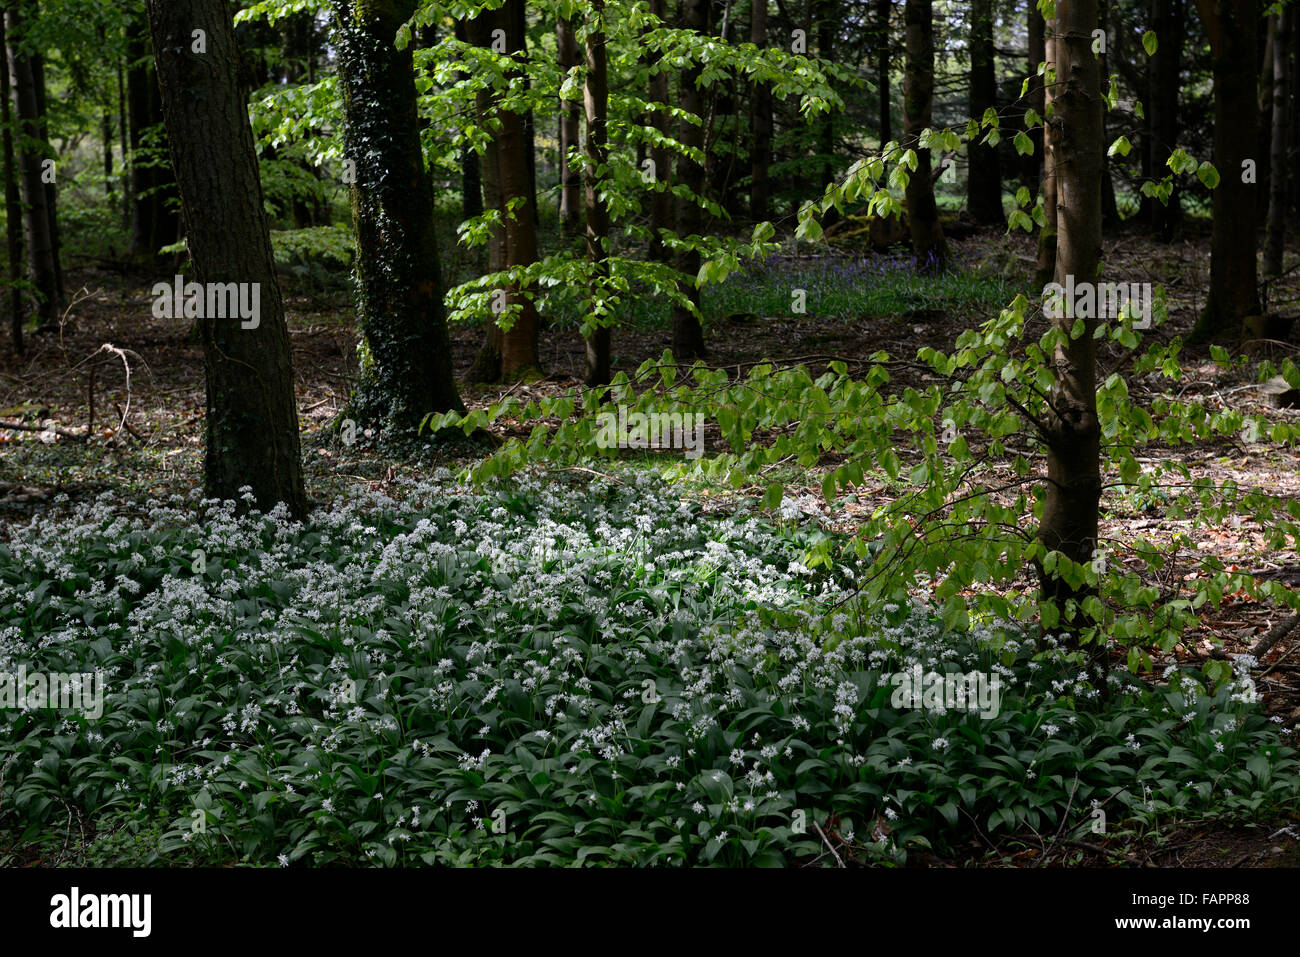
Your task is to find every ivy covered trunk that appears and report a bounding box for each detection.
[1190,0,1261,341]
[902,0,947,272]
[1036,0,1105,683]
[584,0,611,387]
[671,0,708,362]
[967,0,1003,226]
[334,0,463,435]
[146,0,306,517]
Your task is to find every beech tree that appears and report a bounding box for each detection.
[1036,0,1105,677]
[145,0,305,516]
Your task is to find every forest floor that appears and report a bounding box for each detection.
[2,218,1299,866]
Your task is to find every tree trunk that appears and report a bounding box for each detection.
[671,0,709,361]
[1035,22,1058,287]
[903,0,947,272]
[1037,0,1106,683]
[1191,0,1261,341]
[968,0,1004,225]
[1264,8,1288,279]
[126,11,179,264]
[876,0,892,144]
[647,0,673,263]
[583,0,611,387]
[466,13,509,383]
[1148,0,1184,240]
[334,0,465,437]
[1024,0,1045,196]
[1097,0,1119,227]
[145,0,306,517]
[557,15,582,236]
[5,3,57,329]
[749,0,773,221]
[816,0,838,227]
[465,2,540,381]
[0,12,21,354]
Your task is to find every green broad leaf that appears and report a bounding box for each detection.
[1108,136,1131,158]
[1196,162,1220,189]
[1142,31,1158,56]
[1013,131,1034,156]
[762,483,784,510]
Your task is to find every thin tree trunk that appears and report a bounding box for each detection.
[0,12,21,354]
[584,0,611,387]
[750,0,772,221]
[903,0,947,272]
[1024,0,1045,196]
[1035,22,1058,287]
[1097,0,1119,227]
[876,0,892,144]
[30,51,60,304]
[671,0,709,361]
[1037,0,1106,685]
[145,0,306,516]
[558,15,582,236]
[5,4,57,329]
[127,11,179,264]
[334,0,465,436]
[1265,8,1288,279]
[1191,0,1261,341]
[1149,0,1184,240]
[648,0,672,263]
[968,0,1004,225]
[466,1,540,381]
[467,13,508,383]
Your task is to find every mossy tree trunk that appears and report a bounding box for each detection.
[146,0,306,517]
